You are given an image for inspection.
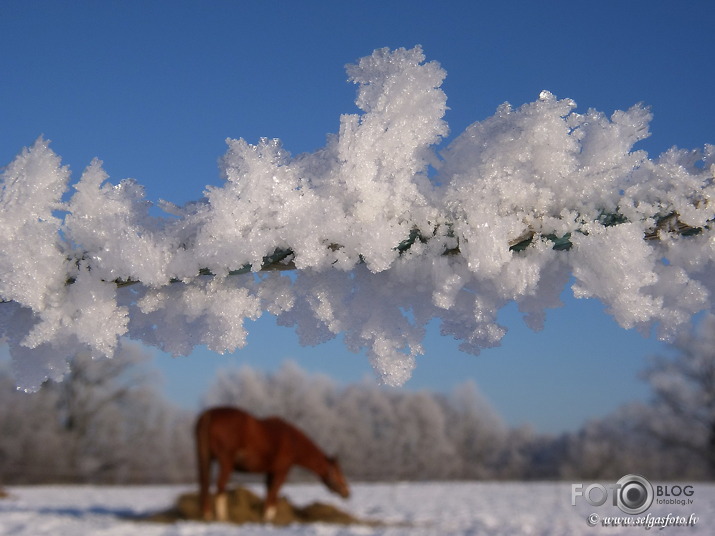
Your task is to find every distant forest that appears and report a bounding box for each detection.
[0,315,712,484]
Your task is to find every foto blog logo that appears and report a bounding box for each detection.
[571,474,655,515]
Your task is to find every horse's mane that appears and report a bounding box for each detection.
[262,415,331,468]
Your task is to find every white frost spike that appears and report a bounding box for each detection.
[335,46,448,271]
[571,223,662,329]
[65,159,174,287]
[23,265,128,357]
[135,277,261,356]
[0,138,70,311]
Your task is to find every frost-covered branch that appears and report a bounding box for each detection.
[59,210,706,290]
[1,46,713,390]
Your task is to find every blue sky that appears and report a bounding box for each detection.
[1,1,712,434]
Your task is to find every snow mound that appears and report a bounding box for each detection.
[145,486,365,526]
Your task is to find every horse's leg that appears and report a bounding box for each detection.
[195,412,214,521]
[263,470,287,522]
[214,456,233,522]
[198,462,213,521]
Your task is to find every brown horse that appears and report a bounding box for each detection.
[195,406,350,522]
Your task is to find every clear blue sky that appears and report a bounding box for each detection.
[1,1,712,434]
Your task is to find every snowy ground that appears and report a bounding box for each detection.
[1,481,712,535]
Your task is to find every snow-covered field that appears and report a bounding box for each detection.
[1,481,712,535]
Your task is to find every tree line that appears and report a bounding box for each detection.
[0,315,712,484]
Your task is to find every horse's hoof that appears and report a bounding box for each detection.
[263,505,277,522]
[215,493,228,521]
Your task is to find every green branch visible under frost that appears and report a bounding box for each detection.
[0,208,707,302]
[110,208,712,289]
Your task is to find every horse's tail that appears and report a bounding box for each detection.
[195,409,213,520]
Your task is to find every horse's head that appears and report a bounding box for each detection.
[323,456,350,499]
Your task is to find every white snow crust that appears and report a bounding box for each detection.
[1,482,712,536]
[1,46,713,389]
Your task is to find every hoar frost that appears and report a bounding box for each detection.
[1,46,713,390]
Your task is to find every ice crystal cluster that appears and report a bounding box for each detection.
[1,47,713,390]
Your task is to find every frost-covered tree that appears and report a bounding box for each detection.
[0,363,67,483]
[443,381,508,479]
[202,365,274,412]
[45,342,164,482]
[553,317,715,482]
[640,314,715,477]
[334,382,401,480]
[556,399,706,481]
[0,341,194,484]
[392,391,459,479]
[0,46,712,390]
